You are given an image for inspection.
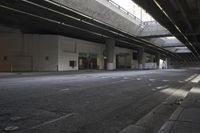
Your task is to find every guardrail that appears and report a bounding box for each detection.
[142,21,159,25]
[107,0,142,24]
[143,22,168,32]
[107,0,162,28]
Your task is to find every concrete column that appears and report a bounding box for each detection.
[106,39,115,70]
[156,53,160,69]
[138,48,145,70]
[167,58,171,69]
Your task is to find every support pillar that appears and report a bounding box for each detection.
[138,48,145,70]
[167,58,171,69]
[156,53,161,69]
[106,39,115,70]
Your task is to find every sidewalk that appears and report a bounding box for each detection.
[119,74,200,133]
[0,70,107,78]
[119,74,199,133]
[0,69,160,78]
[158,80,200,133]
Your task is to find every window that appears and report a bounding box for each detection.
[69,61,76,68]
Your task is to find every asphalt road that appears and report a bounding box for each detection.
[0,69,198,133]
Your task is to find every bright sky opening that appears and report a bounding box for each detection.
[112,0,154,22]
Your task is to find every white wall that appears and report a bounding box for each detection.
[0,34,59,72]
[77,39,105,70]
[132,60,138,69]
[144,63,157,69]
[115,47,138,69]
[58,36,105,71]
[144,52,157,69]
[0,33,145,71]
[0,34,24,71]
[0,34,106,72]
[24,34,59,71]
[58,36,78,71]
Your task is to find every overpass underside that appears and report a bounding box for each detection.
[0,0,198,72]
[0,1,200,133]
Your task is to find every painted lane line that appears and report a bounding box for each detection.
[21,113,74,132]
[4,126,19,132]
[156,85,168,90]
[149,79,156,81]
[163,80,170,82]
[191,74,200,83]
[100,76,108,79]
[10,116,22,121]
[185,74,198,82]
[60,88,70,92]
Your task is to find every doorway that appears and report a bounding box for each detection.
[116,53,130,69]
[78,53,98,70]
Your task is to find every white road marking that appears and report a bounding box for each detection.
[4,126,19,132]
[156,85,168,90]
[10,116,22,121]
[191,74,200,83]
[152,88,156,91]
[100,76,108,79]
[163,80,169,82]
[60,88,70,92]
[22,113,74,132]
[149,79,156,81]
[185,74,198,81]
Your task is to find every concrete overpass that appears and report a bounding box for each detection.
[0,0,200,133]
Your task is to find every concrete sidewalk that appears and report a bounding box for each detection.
[0,70,107,78]
[158,78,200,133]
[119,74,200,133]
[119,83,194,133]
[0,69,162,78]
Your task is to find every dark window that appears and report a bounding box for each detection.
[3,56,7,61]
[45,56,49,61]
[69,61,76,68]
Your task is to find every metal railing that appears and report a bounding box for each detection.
[142,21,159,26]
[107,0,142,24]
[107,0,163,29]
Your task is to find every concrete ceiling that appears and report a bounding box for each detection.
[132,0,200,62]
[0,0,181,60]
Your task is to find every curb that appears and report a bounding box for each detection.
[157,79,200,133]
[119,75,199,133]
